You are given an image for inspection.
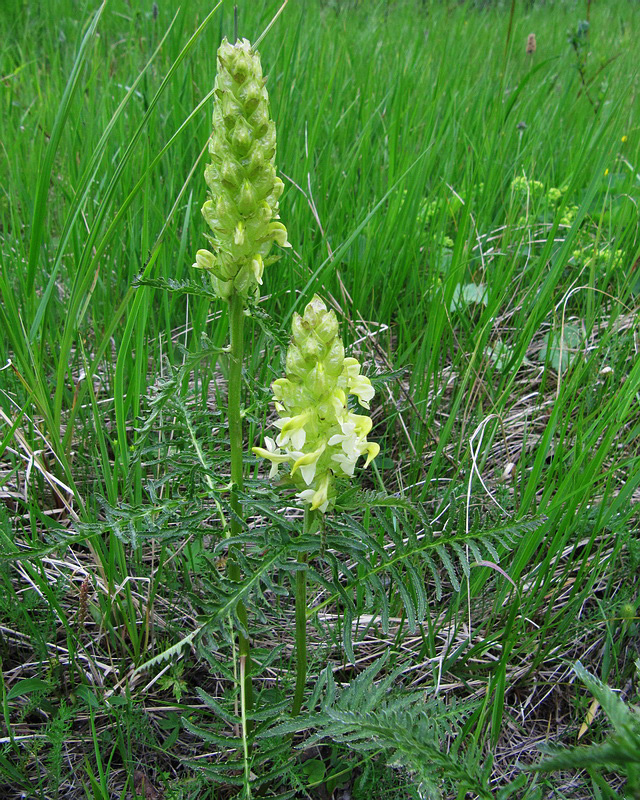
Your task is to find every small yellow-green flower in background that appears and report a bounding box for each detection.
[253,296,379,512]
[194,38,288,300]
[572,244,623,270]
[621,135,628,143]
[511,175,545,199]
[559,204,579,227]
[546,186,564,205]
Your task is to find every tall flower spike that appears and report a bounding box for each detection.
[194,38,288,300]
[252,296,379,513]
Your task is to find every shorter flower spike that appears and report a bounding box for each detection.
[252,295,379,513]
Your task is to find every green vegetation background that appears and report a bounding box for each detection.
[0,0,639,797]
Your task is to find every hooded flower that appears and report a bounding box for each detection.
[193,38,288,300]
[252,295,379,512]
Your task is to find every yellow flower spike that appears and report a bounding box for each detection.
[253,295,379,513]
[193,38,288,301]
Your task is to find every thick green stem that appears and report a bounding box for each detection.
[239,653,252,798]
[228,293,245,532]
[292,508,312,716]
[227,292,253,713]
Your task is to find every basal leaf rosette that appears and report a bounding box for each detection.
[193,38,288,300]
[253,296,379,512]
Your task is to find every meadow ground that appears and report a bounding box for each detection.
[0,0,639,797]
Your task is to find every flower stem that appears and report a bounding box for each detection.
[227,292,253,713]
[239,653,252,799]
[292,508,311,716]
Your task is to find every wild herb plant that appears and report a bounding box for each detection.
[190,34,289,722]
[252,293,378,715]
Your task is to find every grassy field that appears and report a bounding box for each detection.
[1,0,639,797]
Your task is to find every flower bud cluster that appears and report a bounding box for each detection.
[194,38,288,300]
[252,296,379,512]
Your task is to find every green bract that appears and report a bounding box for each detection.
[253,296,379,512]
[194,38,288,300]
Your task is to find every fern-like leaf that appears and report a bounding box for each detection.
[311,507,545,661]
[262,654,490,800]
[533,661,640,794]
